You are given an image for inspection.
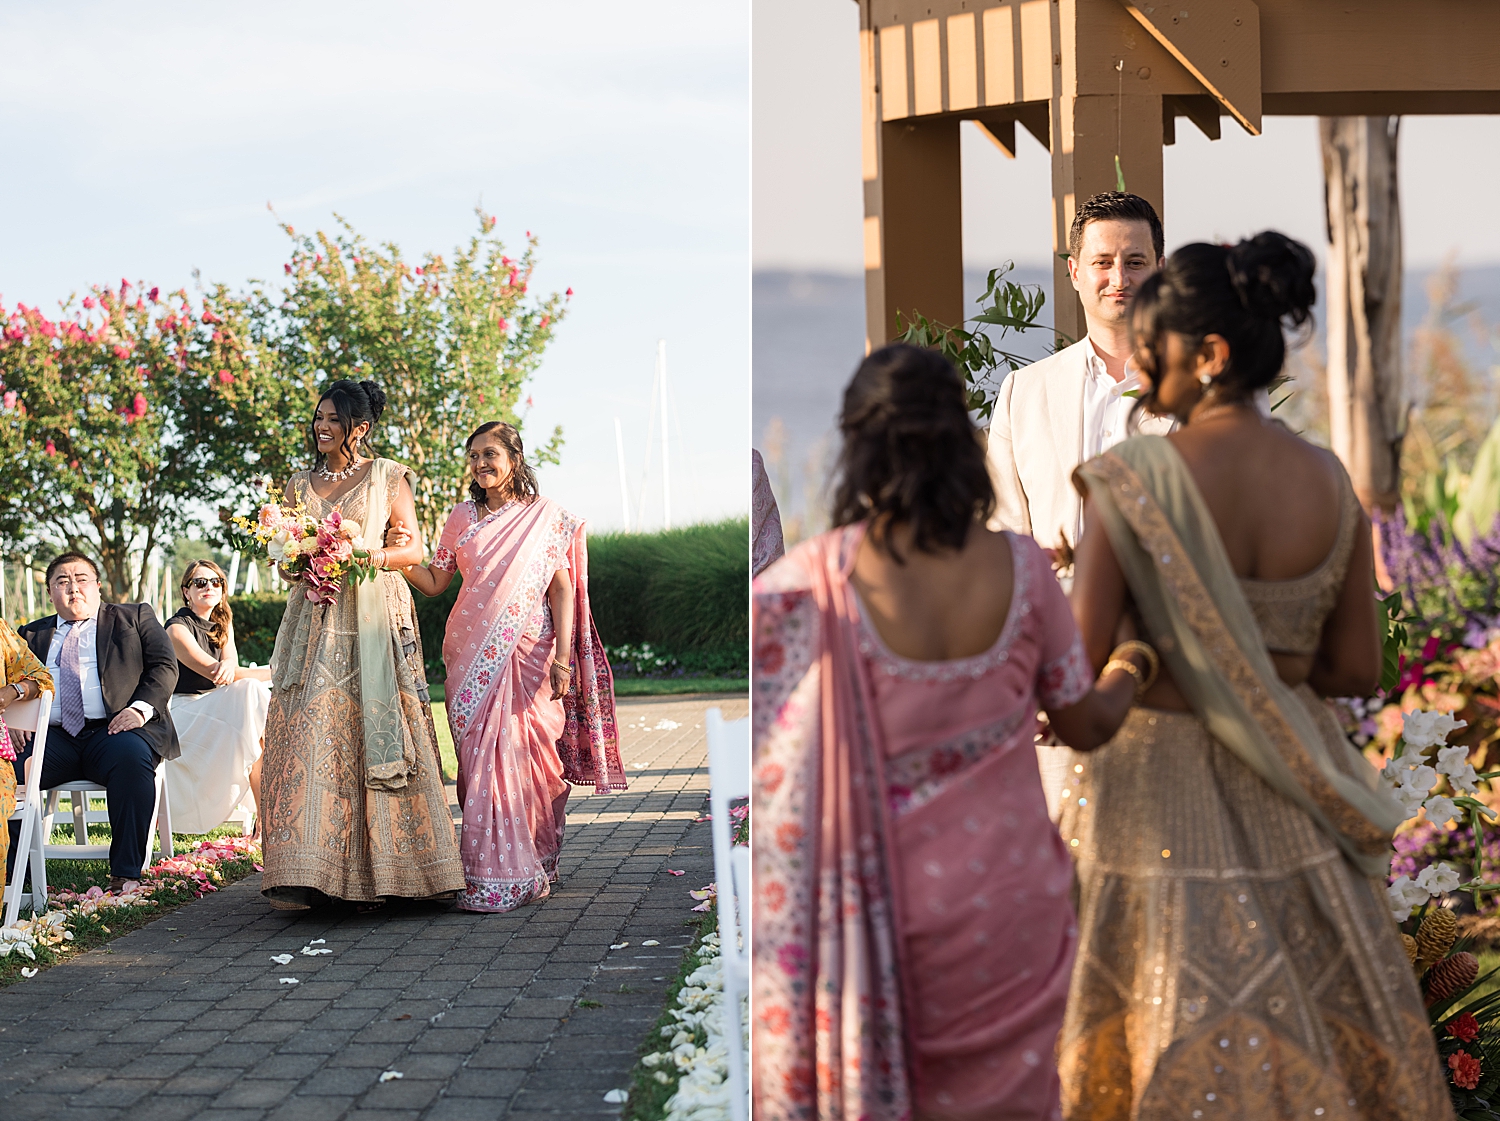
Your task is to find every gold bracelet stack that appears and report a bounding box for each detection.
[551,660,572,675]
[1103,639,1160,697]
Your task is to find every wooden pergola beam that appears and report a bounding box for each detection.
[1119,0,1261,135]
[857,0,1500,348]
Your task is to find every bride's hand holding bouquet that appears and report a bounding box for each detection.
[233,499,376,605]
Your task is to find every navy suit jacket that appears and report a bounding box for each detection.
[19,603,181,761]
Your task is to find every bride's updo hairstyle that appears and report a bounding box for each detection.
[1130,230,1317,413]
[309,379,387,467]
[831,343,994,562]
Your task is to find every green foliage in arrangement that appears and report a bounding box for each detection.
[896,263,1051,421]
[228,517,750,682]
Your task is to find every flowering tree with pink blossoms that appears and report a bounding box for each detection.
[0,282,214,601]
[195,209,569,549]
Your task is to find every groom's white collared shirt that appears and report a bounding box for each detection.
[985,337,1175,555]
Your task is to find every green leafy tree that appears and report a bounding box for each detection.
[197,210,568,548]
[0,282,213,601]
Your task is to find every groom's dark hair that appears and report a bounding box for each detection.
[1069,192,1164,260]
[832,344,994,563]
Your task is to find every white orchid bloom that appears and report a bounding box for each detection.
[1402,710,1468,751]
[1386,875,1430,920]
[1450,763,1482,795]
[1397,764,1439,795]
[1393,784,1428,820]
[267,530,290,562]
[1417,863,1463,895]
[1436,744,1472,777]
[1424,795,1461,825]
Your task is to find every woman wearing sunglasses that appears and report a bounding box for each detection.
[163,560,272,836]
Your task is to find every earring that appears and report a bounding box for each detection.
[1198,372,1213,387]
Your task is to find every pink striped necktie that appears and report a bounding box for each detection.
[57,622,87,737]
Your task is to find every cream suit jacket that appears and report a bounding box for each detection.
[984,337,1175,550]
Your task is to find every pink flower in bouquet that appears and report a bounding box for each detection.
[309,553,342,581]
[323,535,353,563]
[257,503,280,529]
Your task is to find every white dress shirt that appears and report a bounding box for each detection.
[1076,341,1144,541]
[45,614,154,727]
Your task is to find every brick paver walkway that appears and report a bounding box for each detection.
[0,692,746,1121]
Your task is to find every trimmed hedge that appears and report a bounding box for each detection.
[226,517,748,679]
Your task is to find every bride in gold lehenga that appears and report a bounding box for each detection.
[260,379,464,910]
[1058,233,1452,1120]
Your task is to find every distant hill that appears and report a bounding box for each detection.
[754,263,1500,539]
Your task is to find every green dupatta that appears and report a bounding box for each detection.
[1074,436,1403,878]
[358,458,415,791]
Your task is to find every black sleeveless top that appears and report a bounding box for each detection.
[167,607,223,696]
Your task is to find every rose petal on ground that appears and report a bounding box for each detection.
[279,977,300,985]
[270,954,294,965]
[610,942,629,950]
[667,869,686,876]
[379,1071,404,1082]
[603,1088,629,1103]
[642,940,660,946]
[20,967,37,978]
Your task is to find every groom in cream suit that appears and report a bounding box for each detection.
[986,192,1173,561]
[986,192,1169,817]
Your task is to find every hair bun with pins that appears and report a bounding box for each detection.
[1226,231,1316,328]
[359,380,387,424]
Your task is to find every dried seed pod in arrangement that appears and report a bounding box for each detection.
[1425,951,1479,1005]
[1401,933,1419,967]
[1416,907,1458,971]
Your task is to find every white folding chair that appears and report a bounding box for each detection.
[4,691,53,927]
[4,697,174,929]
[44,762,174,869]
[705,706,750,1121]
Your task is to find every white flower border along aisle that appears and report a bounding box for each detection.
[620,882,747,1121]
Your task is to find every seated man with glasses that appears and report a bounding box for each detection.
[8,552,180,891]
[163,559,272,837]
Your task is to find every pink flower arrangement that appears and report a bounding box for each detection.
[233,499,376,605]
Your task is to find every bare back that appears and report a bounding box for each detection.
[1073,412,1382,709]
[850,521,1015,662]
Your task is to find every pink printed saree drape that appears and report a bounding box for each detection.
[753,524,1092,1121]
[435,496,626,913]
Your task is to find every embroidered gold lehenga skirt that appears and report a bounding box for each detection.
[260,571,465,907]
[1056,702,1452,1121]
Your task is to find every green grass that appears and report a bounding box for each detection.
[614,678,747,697]
[433,701,458,784]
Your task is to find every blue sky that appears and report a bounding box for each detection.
[0,1,749,534]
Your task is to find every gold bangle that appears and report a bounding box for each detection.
[1103,658,1145,696]
[551,660,572,675]
[1109,639,1160,691]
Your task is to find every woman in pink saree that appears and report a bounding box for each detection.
[396,422,626,912]
[753,345,1153,1121]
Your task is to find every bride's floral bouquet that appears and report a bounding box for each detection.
[231,500,377,605]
